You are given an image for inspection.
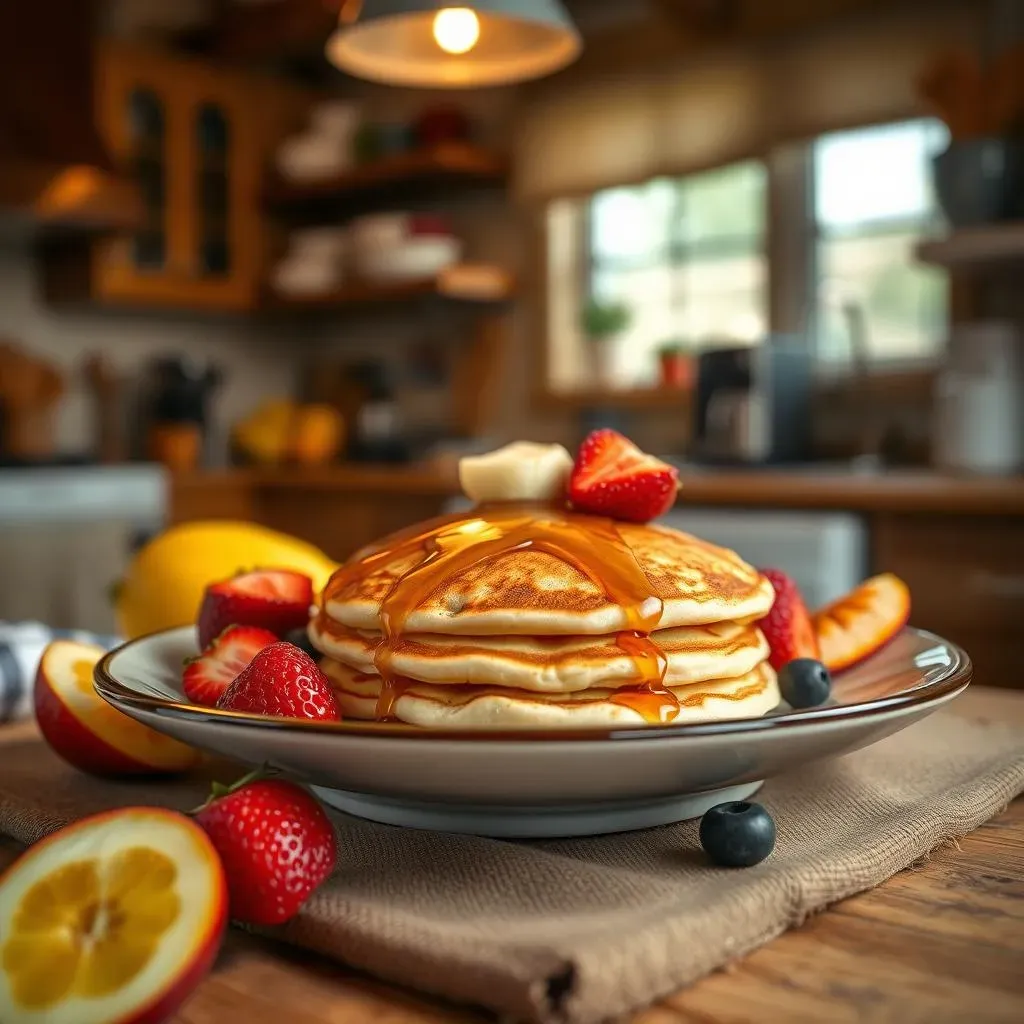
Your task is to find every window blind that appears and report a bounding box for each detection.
[513,1,981,203]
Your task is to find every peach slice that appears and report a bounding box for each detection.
[34,641,199,777]
[0,807,227,1024]
[813,573,911,674]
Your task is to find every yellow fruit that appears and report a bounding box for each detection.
[232,399,297,465]
[290,404,344,466]
[114,521,338,640]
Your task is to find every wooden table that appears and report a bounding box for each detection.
[2,706,1023,1023]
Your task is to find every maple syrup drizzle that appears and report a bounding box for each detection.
[376,676,412,720]
[324,505,683,724]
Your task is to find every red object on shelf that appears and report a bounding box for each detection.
[414,105,472,146]
[659,351,692,389]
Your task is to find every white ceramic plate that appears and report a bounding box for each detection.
[95,626,971,838]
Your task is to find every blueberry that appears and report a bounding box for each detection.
[699,801,776,868]
[778,657,832,709]
[284,627,319,660]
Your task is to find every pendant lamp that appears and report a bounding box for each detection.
[326,0,582,88]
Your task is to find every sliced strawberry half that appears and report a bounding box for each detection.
[183,625,278,708]
[568,429,680,523]
[756,567,821,671]
[197,569,314,650]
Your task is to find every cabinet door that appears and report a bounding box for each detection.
[175,64,260,311]
[93,44,313,313]
[94,42,196,305]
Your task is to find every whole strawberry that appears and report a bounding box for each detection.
[216,641,340,721]
[756,567,821,671]
[197,569,314,650]
[195,774,336,926]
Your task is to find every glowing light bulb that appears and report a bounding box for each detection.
[433,7,480,55]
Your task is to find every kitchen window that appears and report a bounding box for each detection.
[545,117,949,397]
[812,119,949,365]
[587,161,767,386]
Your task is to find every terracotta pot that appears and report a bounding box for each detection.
[659,352,692,389]
[148,423,202,472]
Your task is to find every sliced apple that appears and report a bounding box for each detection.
[34,641,199,777]
[0,806,226,1024]
[813,573,911,674]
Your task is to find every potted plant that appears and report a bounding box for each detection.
[655,341,692,389]
[918,46,1024,226]
[581,298,631,387]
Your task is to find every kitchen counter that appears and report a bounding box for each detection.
[0,465,168,632]
[0,464,167,523]
[170,464,1024,515]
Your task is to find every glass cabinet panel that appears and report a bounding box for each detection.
[196,103,230,277]
[127,88,166,270]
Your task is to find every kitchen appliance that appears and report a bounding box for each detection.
[933,321,1024,475]
[441,497,867,611]
[661,508,867,609]
[691,339,814,465]
[0,465,166,634]
[344,361,411,463]
[139,356,223,471]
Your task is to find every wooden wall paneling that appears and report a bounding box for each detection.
[168,473,257,524]
[452,312,506,438]
[253,488,447,562]
[872,512,1024,688]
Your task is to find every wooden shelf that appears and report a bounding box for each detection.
[538,386,692,411]
[264,143,508,215]
[916,222,1024,269]
[261,274,514,312]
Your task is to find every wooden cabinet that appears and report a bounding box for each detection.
[44,43,312,313]
[872,513,1024,690]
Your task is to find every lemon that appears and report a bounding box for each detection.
[114,520,339,640]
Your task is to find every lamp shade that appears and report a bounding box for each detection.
[326,0,582,88]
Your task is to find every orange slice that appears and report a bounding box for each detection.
[813,573,911,674]
[0,807,226,1023]
[35,641,198,777]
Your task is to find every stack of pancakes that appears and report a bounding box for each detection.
[309,509,779,729]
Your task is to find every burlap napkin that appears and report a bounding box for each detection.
[2,688,1023,1024]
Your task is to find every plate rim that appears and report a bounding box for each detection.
[94,625,973,744]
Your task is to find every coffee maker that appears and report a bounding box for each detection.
[691,339,813,465]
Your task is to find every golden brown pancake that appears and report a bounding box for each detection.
[322,507,774,636]
[319,657,780,729]
[310,615,770,692]
[309,502,778,729]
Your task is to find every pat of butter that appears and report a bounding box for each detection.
[459,442,573,503]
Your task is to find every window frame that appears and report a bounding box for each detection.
[583,164,769,318]
[537,118,950,407]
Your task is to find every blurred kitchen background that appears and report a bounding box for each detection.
[0,0,1022,686]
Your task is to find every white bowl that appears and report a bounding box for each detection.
[95,626,970,838]
[275,134,350,182]
[289,227,350,260]
[309,101,362,141]
[355,237,463,282]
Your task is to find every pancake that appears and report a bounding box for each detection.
[322,507,774,636]
[320,657,780,729]
[309,615,770,693]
